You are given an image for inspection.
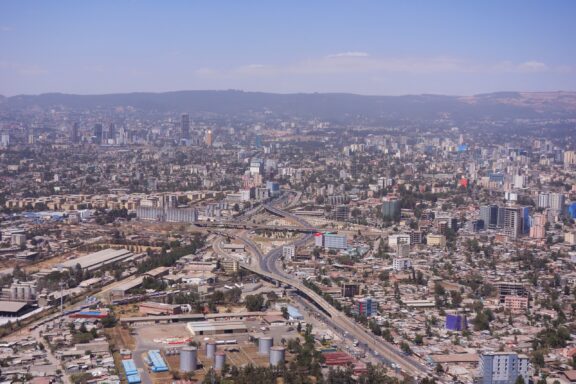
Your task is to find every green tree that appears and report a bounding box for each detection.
[244,294,265,312]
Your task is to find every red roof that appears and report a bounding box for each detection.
[323,352,354,366]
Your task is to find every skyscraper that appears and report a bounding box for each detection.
[181,113,190,140]
[550,192,565,215]
[381,196,401,221]
[71,122,79,144]
[108,123,116,143]
[503,206,522,239]
[479,205,499,230]
[93,123,103,145]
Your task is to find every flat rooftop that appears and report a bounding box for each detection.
[57,248,133,271]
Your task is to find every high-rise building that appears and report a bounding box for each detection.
[480,205,499,230]
[381,196,401,221]
[71,122,79,144]
[204,129,213,146]
[282,245,295,261]
[353,297,378,317]
[333,205,349,221]
[341,283,360,298]
[478,352,530,384]
[93,123,103,145]
[181,113,190,140]
[250,159,263,175]
[537,193,550,209]
[497,207,506,228]
[108,123,116,143]
[564,150,576,167]
[529,213,546,239]
[315,233,347,250]
[0,132,10,148]
[550,193,565,215]
[503,207,522,239]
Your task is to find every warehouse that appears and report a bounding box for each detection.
[186,320,248,336]
[56,248,133,272]
[139,302,182,316]
[0,301,33,317]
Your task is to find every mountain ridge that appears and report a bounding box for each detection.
[1,90,575,120]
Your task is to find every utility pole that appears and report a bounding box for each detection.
[59,280,65,315]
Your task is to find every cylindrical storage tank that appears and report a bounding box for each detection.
[180,347,198,372]
[206,342,217,360]
[214,352,226,370]
[269,346,285,367]
[258,337,273,355]
[23,285,31,300]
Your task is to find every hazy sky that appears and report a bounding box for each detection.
[1,1,575,96]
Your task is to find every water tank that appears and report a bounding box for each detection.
[206,342,217,360]
[258,336,273,355]
[269,346,285,367]
[180,347,198,372]
[23,285,31,300]
[214,352,226,370]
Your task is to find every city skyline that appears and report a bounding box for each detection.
[1,0,575,96]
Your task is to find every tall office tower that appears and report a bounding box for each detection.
[381,196,401,221]
[503,206,522,239]
[520,206,531,234]
[93,123,103,145]
[181,113,190,140]
[549,192,565,215]
[479,205,499,229]
[204,129,213,146]
[497,207,506,228]
[108,123,116,143]
[478,352,530,384]
[71,122,79,144]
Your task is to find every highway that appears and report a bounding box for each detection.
[195,220,318,233]
[221,199,430,378]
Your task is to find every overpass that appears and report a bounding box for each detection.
[231,234,429,377]
[210,196,430,377]
[239,261,429,377]
[195,221,318,233]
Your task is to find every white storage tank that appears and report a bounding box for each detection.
[258,336,273,355]
[206,342,217,360]
[180,347,198,372]
[269,346,285,367]
[214,351,226,370]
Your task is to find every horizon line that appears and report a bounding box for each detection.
[1,88,574,99]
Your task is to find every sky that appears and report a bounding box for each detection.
[1,1,575,96]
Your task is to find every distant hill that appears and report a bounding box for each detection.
[1,90,576,120]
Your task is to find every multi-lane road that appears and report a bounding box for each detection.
[215,199,431,378]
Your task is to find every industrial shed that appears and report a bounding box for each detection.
[186,320,248,336]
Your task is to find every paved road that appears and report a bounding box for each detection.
[234,204,430,378]
[30,324,71,384]
[132,340,153,384]
[209,196,431,378]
